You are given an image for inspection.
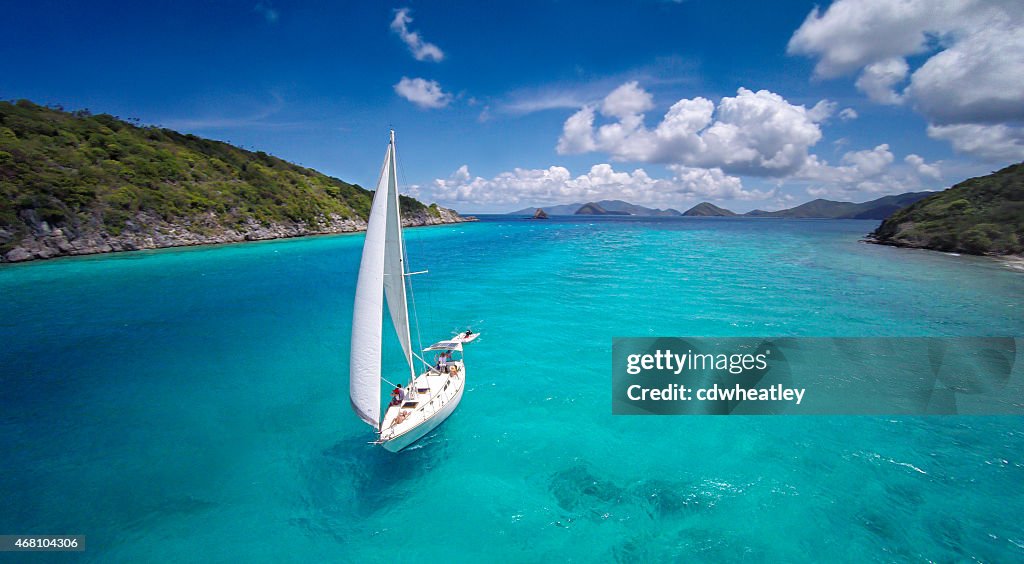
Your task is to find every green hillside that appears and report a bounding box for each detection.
[0,99,439,255]
[683,202,737,217]
[574,202,630,215]
[870,162,1024,255]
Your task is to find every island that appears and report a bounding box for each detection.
[868,162,1023,255]
[742,192,933,219]
[512,193,933,220]
[510,200,681,216]
[532,208,549,219]
[0,100,472,263]
[683,202,737,217]
[574,202,631,215]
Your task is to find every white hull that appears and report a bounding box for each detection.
[379,363,465,452]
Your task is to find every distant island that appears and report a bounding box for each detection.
[683,202,737,217]
[0,100,471,263]
[869,162,1023,256]
[512,193,934,220]
[532,208,549,219]
[575,202,630,215]
[743,192,934,219]
[511,199,682,216]
[680,192,936,219]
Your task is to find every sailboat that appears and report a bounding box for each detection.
[349,130,470,452]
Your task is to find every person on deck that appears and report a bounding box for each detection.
[390,385,404,406]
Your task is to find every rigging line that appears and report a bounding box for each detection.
[390,138,417,388]
[394,134,429,356]
[413,352,437,372]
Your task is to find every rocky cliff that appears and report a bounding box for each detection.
[2,206,467,262]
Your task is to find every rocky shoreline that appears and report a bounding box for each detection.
[1001,255,1024,272]
[1,207,474,264]
[863,235,1024,272]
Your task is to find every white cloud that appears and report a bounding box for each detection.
[787,0,965,78]
[806,100,837,122]
[556,105,597,154]
[491,56,701,117]
[927,123,1024,162]
[557,83,832,177]
[788,0,1024,161]
[905,21,1024,125]
[854,58,908,104]
[667,165,770,200]
[422,163,770,208]
[390,8,444,62]
[601,81,654,118]
[798,144,942,197]
[394,77,451,109]
[500,91,593,115]
[842,143,895,177]
[904,154,942,180]
[839,108,858,121]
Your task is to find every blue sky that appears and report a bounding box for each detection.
[2,0,1022,213]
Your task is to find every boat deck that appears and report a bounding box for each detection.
[380,361,464,443]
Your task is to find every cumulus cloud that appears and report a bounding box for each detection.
[394,77,451,109]
[390,8,444,62]
[787,0,965,78]
[927,123,1024,162]
[798,144,942,197]
[416,146,944,210]
[806,100,837,122]
[666,165,765,200]
[557,83,832,177]
[788,0,1024,161]
[423,163,770,208]
[904,154,942,180]
[854,58,908,104]
[839,108,858,121]
[905,22,1024,125]
[556,105,597,154]
[601,81,654,118]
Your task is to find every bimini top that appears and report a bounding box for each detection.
[423,340,464,352]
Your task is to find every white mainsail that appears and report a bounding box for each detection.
[349,131,415,429]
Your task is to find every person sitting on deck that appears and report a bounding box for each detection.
[464,330,473,338]
[390,385,404,406]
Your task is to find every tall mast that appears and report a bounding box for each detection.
[390,130,417,385]
[382,130,417,385]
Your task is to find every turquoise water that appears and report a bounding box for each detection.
[2,216,1024,561]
